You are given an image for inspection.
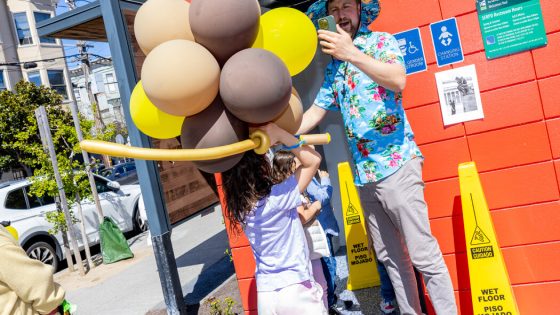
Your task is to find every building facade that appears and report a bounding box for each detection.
[0,0,72,100]
[69,58,125,127]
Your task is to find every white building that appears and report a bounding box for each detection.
[0,0,72,101]
[69,58,125,127]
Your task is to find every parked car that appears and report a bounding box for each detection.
[0,174,147,270]
[100,162,138,185]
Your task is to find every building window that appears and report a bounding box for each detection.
[13,12,33,45]
[27,71,42,86]
[105,73,117,93]
[33,12,56,44]
[0,70,6,91]
[47,70,68,99]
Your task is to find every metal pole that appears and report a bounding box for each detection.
[99,0,185,313]
[35,106,85,276]
[69,100,104,221]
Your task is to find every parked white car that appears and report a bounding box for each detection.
[0,174,147,270]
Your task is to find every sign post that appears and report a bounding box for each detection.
[458,162,519,315]
[477,0,547,59]
[338,162,380,290]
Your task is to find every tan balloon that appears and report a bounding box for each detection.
[273,88,303,135]
[142,39,220,117]
[134,0,194,55]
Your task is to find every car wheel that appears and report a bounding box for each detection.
[26,241,59,271]
[134,207,148,233]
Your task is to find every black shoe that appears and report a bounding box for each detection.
[329,305,343,315]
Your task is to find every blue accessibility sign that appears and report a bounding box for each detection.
[430,17,464,67]
[394,28,427,75]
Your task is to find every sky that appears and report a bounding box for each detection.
[55,0,111,69]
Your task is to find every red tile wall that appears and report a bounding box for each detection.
[382,0,560,313]
[224,1,560,313]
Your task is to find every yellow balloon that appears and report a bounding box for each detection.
[130,81,185,139]
[252,22,264,48]
[6,226,18,241]
[260,8,317,76]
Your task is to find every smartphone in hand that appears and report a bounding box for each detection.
[318,15,337,32]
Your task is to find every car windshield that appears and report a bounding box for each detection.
[101,168,113,177]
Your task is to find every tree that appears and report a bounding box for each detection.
[0,80,118,252]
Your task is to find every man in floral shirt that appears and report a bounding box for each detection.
[299,0,457,314]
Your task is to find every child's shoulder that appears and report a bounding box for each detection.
[271,175,298,196]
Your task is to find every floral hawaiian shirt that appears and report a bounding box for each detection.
[314,32,423,185]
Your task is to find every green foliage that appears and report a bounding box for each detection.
[0,80,120,234]
[45,208,79,235]
[205,297,236,315]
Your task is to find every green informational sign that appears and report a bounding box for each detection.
[477,0,547,59]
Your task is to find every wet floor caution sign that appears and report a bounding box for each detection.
[338,162,380,290]
[458,162,519,315]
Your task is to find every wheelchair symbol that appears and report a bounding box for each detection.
[408,42,419,54]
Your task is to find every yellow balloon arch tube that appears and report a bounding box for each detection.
[79,131,331,162]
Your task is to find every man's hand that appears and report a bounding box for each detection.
[318,25,360,62]
[318,170,329,178]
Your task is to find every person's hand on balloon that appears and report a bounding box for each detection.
[257,123,294,147]
[318,25,360,62]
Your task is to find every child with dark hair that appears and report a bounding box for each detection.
[222,123,326,315]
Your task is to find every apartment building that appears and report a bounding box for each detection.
[0,0,72,101]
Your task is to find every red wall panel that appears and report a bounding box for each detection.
[420,137,471,181]
[407,102,465,145]
[547,118,560,159]
[532,32,560,79]
[439,0,476,19]
[231,246,256,280]
[540,0,560,33]
[538,75,560,119]
[456,12,484,55]
[425,177,461,219]
[479,162,559,210]
[403,65,451,109]
[464,52,535,92]
[467,122,552,172]
[371,0,442,33]
[464,82,543,134]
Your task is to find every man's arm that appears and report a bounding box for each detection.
[318,25,406,92]
[297,105,328,135]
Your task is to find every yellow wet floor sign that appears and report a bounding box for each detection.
[338,162,380,290]
[458,162,519,315]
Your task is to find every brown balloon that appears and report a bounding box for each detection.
[181,97,248,173]
[220,48,292,124]
[273,88,304,135]
[189,0,260,65]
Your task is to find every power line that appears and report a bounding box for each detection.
[0,54,80,67]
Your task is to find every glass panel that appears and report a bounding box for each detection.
[34,12,56,44]
[47,70,67,99]
[5,188,27,210]
[0,70,6,90]
[28,193,55,208]
[94,175,110,193]
[13,13,33,45]
[28,71,42,86]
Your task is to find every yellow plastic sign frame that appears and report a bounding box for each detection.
[458,162,519,315]
[338,162,380,290]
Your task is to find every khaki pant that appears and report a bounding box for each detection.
[359,158,457,315]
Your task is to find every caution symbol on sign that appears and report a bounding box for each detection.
[469,194,491,246]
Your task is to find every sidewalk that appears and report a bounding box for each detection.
[54,204,234,314]
[54,203,390,314]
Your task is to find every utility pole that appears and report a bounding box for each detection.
[66,0,111,169]
[35,106,85,276]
